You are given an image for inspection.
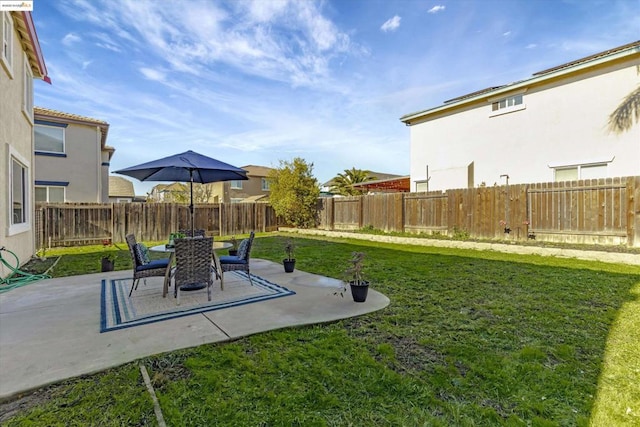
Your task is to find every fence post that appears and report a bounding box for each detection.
[397,193,405,233]
[327,198,334,230]
[630,176,640,248]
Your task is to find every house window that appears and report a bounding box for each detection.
[11,157,27,225]
[554,163,607,182]
[230,180,243,189]
[35,124,65,154]
[23,53,33,119]
[35,186,65,202]
[415,181,429,192]
[261,178,270,191]
[1,12,13,76]
[554,167,578,182]
[492,94,523,111]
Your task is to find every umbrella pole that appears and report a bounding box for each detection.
[190,171,194,235]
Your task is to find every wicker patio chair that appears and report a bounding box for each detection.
[174,237,214,305]
[125,234,171,297]
[218,231,255,286]
[179,229,206,238]
[212,249,224,291]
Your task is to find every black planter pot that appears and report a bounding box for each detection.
[101,258,115,272]
[283,259,296,273]
[349,281,369,303]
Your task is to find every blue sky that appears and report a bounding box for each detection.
[32,0,639,195]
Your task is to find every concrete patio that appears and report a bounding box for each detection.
[0,259,390,401]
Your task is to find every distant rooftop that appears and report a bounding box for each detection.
[109,176,134,198]
[532,40,640,76]
[34,107,111,149]
[240,165,275,177]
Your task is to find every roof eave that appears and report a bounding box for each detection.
[16,12,50,83]
[400,42,640,125]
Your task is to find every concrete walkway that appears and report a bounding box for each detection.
[0,259,390,401]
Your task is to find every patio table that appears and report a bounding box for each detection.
[150,241,232,297]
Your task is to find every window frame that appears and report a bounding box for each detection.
[230,180,243,190]
[23,53,33,121]
[553,163,608,182]
[261,178,270,191]
[489,93,526,117]
[34,122,66,155]
[35,185,66,203]
[8,148,30,235]
[1,11,14,77]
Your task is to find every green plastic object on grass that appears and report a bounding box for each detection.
[0,247,51,293]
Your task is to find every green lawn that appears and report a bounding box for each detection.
[2,235,639,426]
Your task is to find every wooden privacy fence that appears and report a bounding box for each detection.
[36,176,639,248]
[36,202,278,247]
[317,176,640,247]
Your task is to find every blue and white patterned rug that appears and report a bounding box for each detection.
[100,271,295,332]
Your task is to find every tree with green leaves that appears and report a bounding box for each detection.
[267,157,320,228]
[329,168,377,196]
[158,182,217,203]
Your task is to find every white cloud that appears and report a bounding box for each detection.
[91,32,122,52]
[59,0,355,90]
[62,33,81,45]
[503,31,511,37]
[381,15,401,32]
[428,5,445,14]
[526,43,538,49]
[96,42,122,53]
[139,67,166,82]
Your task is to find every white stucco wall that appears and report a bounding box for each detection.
[0,12,35,275]
[409,55,640,191]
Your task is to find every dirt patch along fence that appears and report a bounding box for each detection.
[36,202,278,248]
[316,176,640,248]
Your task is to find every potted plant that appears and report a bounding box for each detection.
[228,236,238,256]
[283,238,296,273]
[167,232,186,248]
[336,251,369,302]
[101,252,116,272]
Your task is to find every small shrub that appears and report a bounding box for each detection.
[451,227,470,240]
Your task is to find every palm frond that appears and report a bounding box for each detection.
[608,85,640,134]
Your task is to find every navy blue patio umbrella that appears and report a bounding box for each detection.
[115,150,248,233]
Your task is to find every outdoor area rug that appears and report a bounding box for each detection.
[100,271,295,332]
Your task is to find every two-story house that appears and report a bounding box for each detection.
[0,11,49,275]
[401,40,640,192]
[228,165,272,202]
[34,107,113,202]
[149,165,272,203]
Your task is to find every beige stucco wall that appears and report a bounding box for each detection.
[228,176,269,201]
[0,12,35,275]
[100,144,110,203]
[35,124,107,202]
[410,56,640,191]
